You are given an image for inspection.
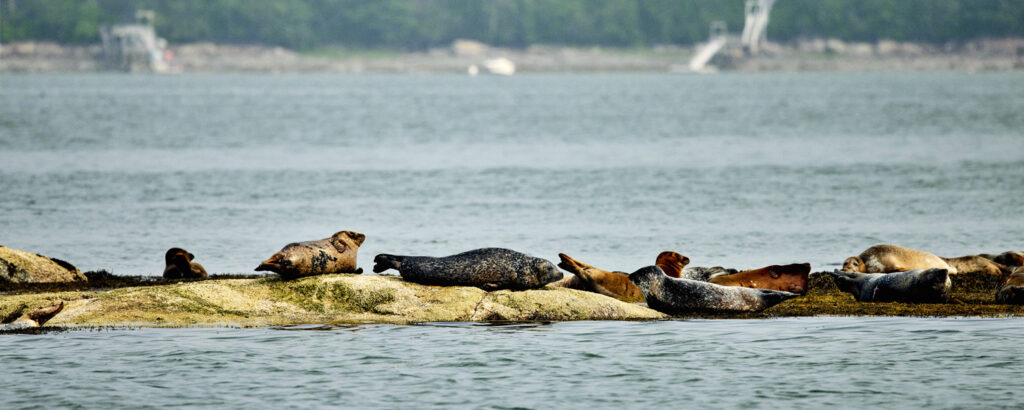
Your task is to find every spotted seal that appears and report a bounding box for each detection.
[842,244,956,274]
[828,268,951,303]
[553,253,644,302]
[628,266,800,314]
[0,302,64,331]
[709,263,811,294]
[163,248,208,280]
[995,267,1024,305]
[256,230,365,279]
[373,248,562,291]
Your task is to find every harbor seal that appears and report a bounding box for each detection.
[554,253,644,302]
[256,230,365,279]
[0,302,64,331]
[842,244,956,274]
[628,266,800,314]
[709,263,811,294]
[678,266,737,281]
[940,255,1008,276]
[163,248,208,280]
[828,268,951,303]
[373,248,562,291]
[995,267,1024,304]
[980,251,1024,267]
[655,251,690,278]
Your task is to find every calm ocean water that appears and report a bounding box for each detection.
[1,72,1023,408]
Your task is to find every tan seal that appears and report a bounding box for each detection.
[256,230,365,279]
[163,248,208,279]
[842,244,956,274]
[554,253,644,303]
[940,255,1008,276]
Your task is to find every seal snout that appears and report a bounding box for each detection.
[255,254,286,273]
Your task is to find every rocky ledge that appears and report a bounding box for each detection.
[0,274,664,328]
[2,271,1021,330]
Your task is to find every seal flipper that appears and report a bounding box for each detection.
[26,302,64,327]
[373,254,404,274]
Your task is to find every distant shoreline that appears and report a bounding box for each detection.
[2,38,1023,73]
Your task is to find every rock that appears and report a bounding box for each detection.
[0,246,86,284]
[0,275,664,328]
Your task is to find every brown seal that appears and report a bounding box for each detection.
[708,263,811,294]
[555,253,644,303]
[995,267,1024,304]
[842,244,956,274]
[0,302,64,330]
[256,230,365,279]
[162,248,208,279]
[979,251,1024,267]
[655,251,690,278]
[940,255,1009,276]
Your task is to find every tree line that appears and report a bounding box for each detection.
[2,0,1022,50]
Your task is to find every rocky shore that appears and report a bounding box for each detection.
[2,38,1023,73]
[1,270,1020,331]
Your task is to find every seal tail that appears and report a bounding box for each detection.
[26,302,64,327]
[373,254,404,273]
[758,290,801,309]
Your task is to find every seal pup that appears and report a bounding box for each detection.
[373,248,562,291]
[979,251,1024,267]
[709,263,811,294]
[628,266,800,314]
[995,267,1024,305]
[655,251,690,278]
[163,248,208,280]
[828,269,951,303]
[940,255,1009,276]
[842,244,956,274]
[1,302,64,331]
[553,253,644,302]
[256,230,365,279]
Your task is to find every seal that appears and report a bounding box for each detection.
[655,251,690,278]
[163,248,208,280]
[940,255,1008,276]
[628,266,800,314]
[256,230,365,279]
[995,267,1024,305]
[554,253,644,302]
[708,263,811,294]
[979,251,1024,267]
[0,302,64,331]
[842,244,956,274]
[828,268,951,303]
[678,266,737,281]
[373,248,562,291]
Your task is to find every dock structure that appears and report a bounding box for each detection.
[98,10,170,72]
[740,0,775,55]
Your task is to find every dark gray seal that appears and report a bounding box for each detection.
[828,268,951,303]
[373,248,563,291]
[627,266,799,314]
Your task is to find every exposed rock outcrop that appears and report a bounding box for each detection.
[0,246,87,284]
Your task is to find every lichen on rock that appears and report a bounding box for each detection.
[0,246,87,284]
